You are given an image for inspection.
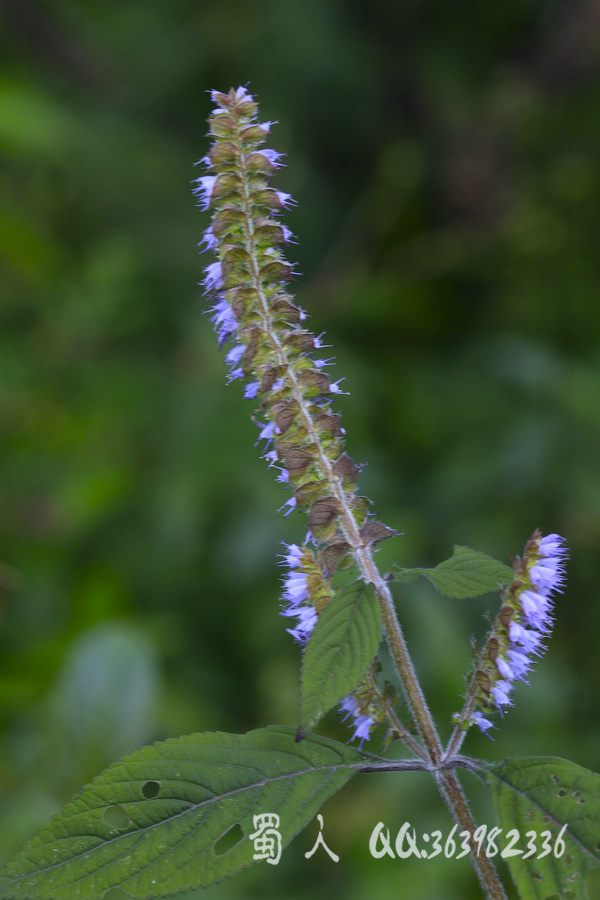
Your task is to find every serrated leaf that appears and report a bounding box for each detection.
[393,567,427,583]
[299,582,380,737]
[427,546,514,598]
[487,756,600,899]
[393,547,513,599]
[0,727,368,899]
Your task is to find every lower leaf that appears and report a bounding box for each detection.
[487,756,600,899]
[0,726,368,899]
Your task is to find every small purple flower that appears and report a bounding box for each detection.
[263,449,278,466]
[244,381,260,399]
[508,622,543,656]
[199,226,218,251]
[280,543,303,569]
[519,589,552,632]
[203,261,223,293]
[275,190,295,208]
[470,711,495,736]
[339,695,360,721]
[257,421,277,443]
[314,357,335,369]
[286,606,318,643]
[282,570,310,606]
[279,550,318,645]
[257,148,284,167]
[210,299,237,346]
[491,680,512,711]
[279,496,297,516]
[338,694,375,748]
[234,86,253,101]
[351,715,373,748]
[538,534,568,558]
[506,648,532,681]
[529,560,565,594]
[193,175,219,210]
[495,657,514,680]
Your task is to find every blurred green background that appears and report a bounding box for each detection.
[1,1,600,897]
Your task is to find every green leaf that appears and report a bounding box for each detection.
[394,546,513,599]
[392,567,426,584]
[299,582,380,738]
[0,727,368,899]
[487,756,600,899]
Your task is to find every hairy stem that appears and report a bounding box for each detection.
[437,770,507,900]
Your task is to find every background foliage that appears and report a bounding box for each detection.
[1,1,599,897]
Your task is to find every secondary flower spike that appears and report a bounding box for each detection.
[461,530,567,735]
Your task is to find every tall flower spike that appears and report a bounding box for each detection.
[196,88,397,574]
[456,529,567,736]
[196,87,400,747]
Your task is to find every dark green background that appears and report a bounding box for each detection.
[1,1,599,897]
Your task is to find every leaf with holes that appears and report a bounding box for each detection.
[487,756,600,899]
[0,727,370,899]
[394,546,513,599]
[298,581,380,739]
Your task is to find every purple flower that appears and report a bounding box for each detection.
[339,695,360,720]
[351,715,373,748]
[279,496,297,516]
[538,534,568,558]
[495,657,514,680]
[193,175,219,210]
[203,261,223,293]
[508,621,543,656]
[470,711,495,736]
[285,606,318,643]
[491,680,512,711]
[263,449,278,466]
[257,421,277,443]
[209,299,237,346]
[507,648,532,681]
[279,550,318,645]
[339,694,374,748]
[244,381,260,399]
[275,190,295,208]
[519,589,552,632]
[257,148,284,167]
[529,559,565,594]
[282,571,310,606]
[280,543,303,569]
[199,226,218,251]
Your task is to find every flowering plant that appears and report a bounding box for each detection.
[0,86,598,900]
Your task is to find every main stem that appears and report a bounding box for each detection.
[233,117,506,899]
